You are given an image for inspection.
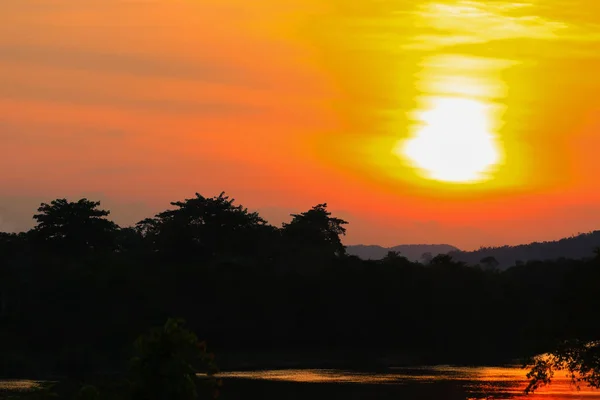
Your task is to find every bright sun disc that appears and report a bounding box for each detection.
[396,97,501,183]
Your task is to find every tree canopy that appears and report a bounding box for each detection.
[136,192,272,263]
[31,198,117,255]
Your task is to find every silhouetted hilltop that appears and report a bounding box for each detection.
[449,231,600,269]
[346,244,459,261]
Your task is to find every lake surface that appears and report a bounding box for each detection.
[2,366,599,399]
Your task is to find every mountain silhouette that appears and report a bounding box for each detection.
[346,244,459,261]
[348,231,600,269]
[449,231,600,269]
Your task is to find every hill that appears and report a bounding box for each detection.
[347,231,600,269]
[346,244,460,261]
[449,231,600,270]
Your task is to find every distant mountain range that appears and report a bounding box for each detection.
[347,230,600,269]
[346,244,459,262]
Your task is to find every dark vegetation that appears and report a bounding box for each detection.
[524,339,600,393]
[1,192,599,394]
[1,318,219,400]
[449,232,600,270]
[348,231,600,270]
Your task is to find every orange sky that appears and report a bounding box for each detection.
[1,0,600,250]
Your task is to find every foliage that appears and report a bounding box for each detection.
[136,192,271,263]
[282,203,348,262]
[420,252,433,264]
[31,198,118,256]
[130,318,219,400]
[525,340,600,393]
[74,385,100,400]
[479,256,499,270]
[448,232,600,269]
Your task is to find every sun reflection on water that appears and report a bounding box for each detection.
[214,366,600,398]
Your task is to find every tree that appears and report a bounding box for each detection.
[130,318,219,400]
[381,251,410,266]
[31,198,118,256]
[282,203,348,260]
[0,232,28,317]
[137,192,269,262]
[525,340,600,393]
[593,247,600,261]
[420,252,433,265]
[115,226,145,253]
[480,256,499,270]
[383,251,402,261]
[430,253,461,266]
[75,385,100,400]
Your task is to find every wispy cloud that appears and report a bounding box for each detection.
[404,1,568,51]
[0,77,263,116]
[0,44,255,87]
[0,122,127,147]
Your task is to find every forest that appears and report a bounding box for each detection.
[1,192,600,381]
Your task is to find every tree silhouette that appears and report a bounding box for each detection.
[130,318,219,400]
[430,253,455,266]
[31,198,117,256]
[137,192,269,263]
[593,247,600,261]
[525,340,600,393]
[480,256,499,270]
[383,251,402,261]
[282,204,348,264]
[381,251,410,267]
[421,252,433,265]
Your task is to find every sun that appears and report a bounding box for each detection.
[395,97,502,183]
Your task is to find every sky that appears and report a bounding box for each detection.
[1,0,600,250]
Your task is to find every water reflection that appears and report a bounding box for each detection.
[2,367,599,399]
[217,366,600,399]
[0,379,41,391]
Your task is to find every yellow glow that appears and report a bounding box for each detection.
[306,0,583,196]
[396,96,501,183]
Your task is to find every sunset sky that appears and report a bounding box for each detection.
[1,0,600,250]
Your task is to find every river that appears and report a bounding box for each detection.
[2,366,598,399]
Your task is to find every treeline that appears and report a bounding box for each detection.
[449,231,600,269]
[1,192,600,378]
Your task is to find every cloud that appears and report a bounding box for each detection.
[0,122,127,148]
[404,1,568,51]
[0,44,256,87]
[0,78,262,116]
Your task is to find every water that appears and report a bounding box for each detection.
[2,366,599,399]
[216,366,600,399]
[0,380,41,392]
